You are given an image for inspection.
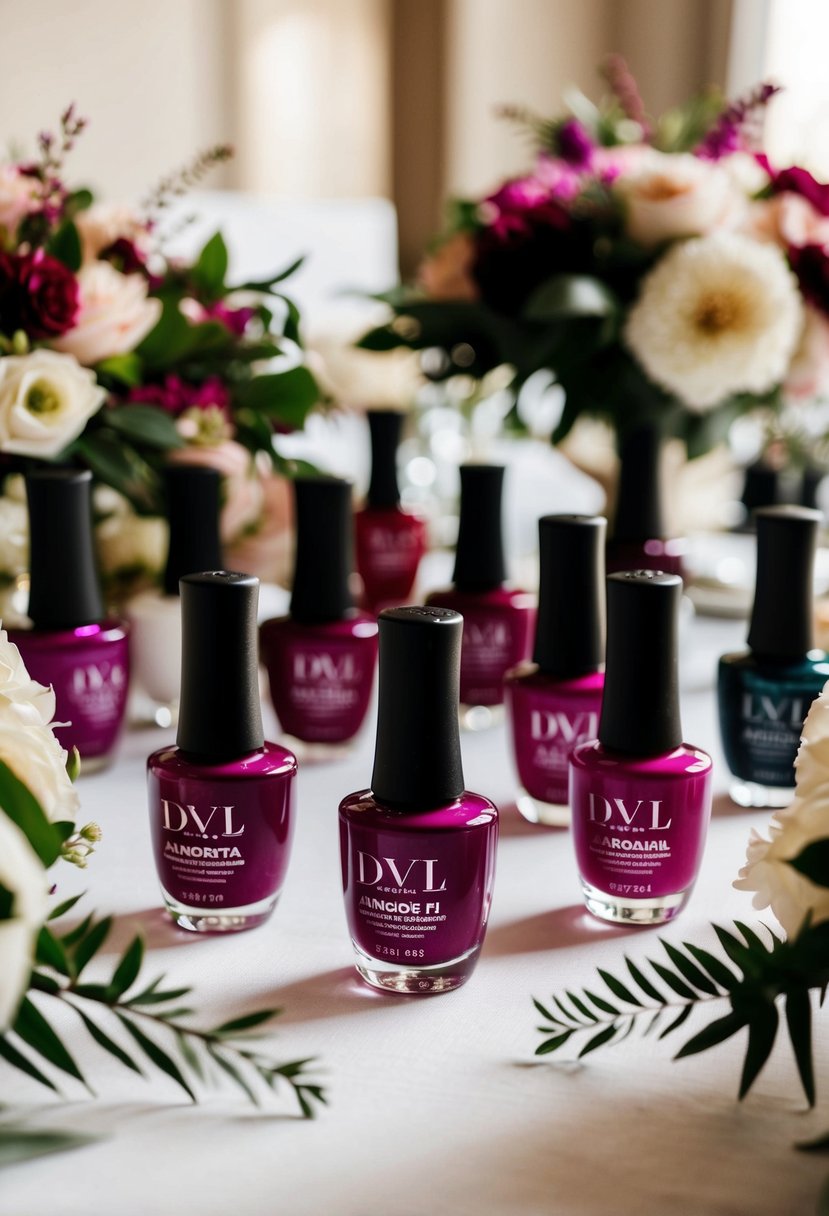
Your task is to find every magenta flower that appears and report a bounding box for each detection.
[127,374,231,416]
[698,82,781,161]
[556,119,594,168]
[202,300,256,336]
[0,248,79,339]
[758,155,829,218]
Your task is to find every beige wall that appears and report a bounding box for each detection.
[0,0,231,198]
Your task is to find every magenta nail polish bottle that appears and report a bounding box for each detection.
[606,426,686,576]
[355,410,427,613]
[9,468,129,772]
[570,571,712,924]
[505,515,606,827]
[339,606,499,994]
[260,477,378,751]
[148,572,297,932]
[426,464,534,727]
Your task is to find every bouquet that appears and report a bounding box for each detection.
[0,626,324,1161]
[361,60,829,457]
[0,106,319,592]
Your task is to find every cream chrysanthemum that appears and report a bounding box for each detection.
[625,233,803,410]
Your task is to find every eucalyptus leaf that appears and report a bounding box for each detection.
[105,405,184,450]
[116,1015,196,1102]
[72,916,112,976]
[107,936,144,999]
[13,998,88,1090]
[661,941,720,996]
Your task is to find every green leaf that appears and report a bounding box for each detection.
[583,990,619,1017]
[47,220,82,271]
[598,969,643,1007]
[72,915,112,976]
[128,984,192,1007]
[192,231,228,298]
[649,961,698,1001]
[532,997,564,1025]
[785,987,815,1107]
[643,1009,664,1036]
[626,956,665,1003]
[175,1030,205,1082]
[48,893,84,922]
[683,943,738,991]
[733,921,769,953]
[565,991,599,1023]
[234,255,305,293]
[235,366,319,428]
[73,1008,143,1076]
[788,839,829,889]
[0,1035,59,1092]
[60,912,93,948]
[116,1015,196,1102]
[13,998,88,1088]
[661,942,720,996]
[675,1011,746,1059]
[136,299,196,368]
[553,995,582,1025]
[578,1023,618,1058]
[29,972,60,996]
[523,274,618,322]
[107,936,144,998]
[739,1002,779,1099]
[73,431,161,515]
[657,1004,693,1040]
[95,354,143,387]
[214,1009,277,1036]
[206,1043,259,1105]
[0,1128,100,1168]
[535,1030,574,1056]
[35,926,71,977]
[713,925,759,977]
[0,758,64,866]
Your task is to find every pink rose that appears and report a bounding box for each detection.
[52,262,161,366]
[784,304,829,400]
[417,232,479,302]
[75,204,151,264]
[614,151,745,247]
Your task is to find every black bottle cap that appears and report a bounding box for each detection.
[367,410,402,508]
[747,505,822,658]
[612,425,665,542]
[25,467,104,629]
[534,515,606,677]
[801,467,825,511]
[177,571,264,759]
[290,477,354,623]
[452,464,507,591]
[163,466,223,597]
[740,460,781,515]
[598,571,682,755]
[371,606,464,809]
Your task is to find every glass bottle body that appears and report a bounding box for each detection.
[355,505,427,612]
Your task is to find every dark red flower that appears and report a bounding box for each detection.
[758,154,829,217]
[789,243,829,314]
[99,237,147,275]
[0,249,79,338]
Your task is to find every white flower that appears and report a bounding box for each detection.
[306,311,422,410]
[0,497,27,579]
[96,509,167,580]
[0,629,55,726]
[0,811,49,1031]
[52,262,161,366]
[625,233,803,410]
[734,681,829,936]
[0,164,35,237]
[614,151,745,248]
[0,349,105,458]
[74,203,149,263]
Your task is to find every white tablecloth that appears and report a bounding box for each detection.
[2,610,827,1216]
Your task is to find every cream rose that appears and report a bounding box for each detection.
[0,812,49,1031]
[0,349,105,458]
[52,262,161,366]
[75,202,149,263]
[0,164,35,236]
[734,682,829,936]
[0,629,55,726]
[0,713,80,825]
[96,508,168,581]
[614,151,745,248]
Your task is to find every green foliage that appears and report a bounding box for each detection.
[534,921,829,1106]
[46,221,82,272]
[104,405,184,451]
[192,232,229,300]
[3,902,326,1119]
[0,1127,101,1169]
[0,759,67,867]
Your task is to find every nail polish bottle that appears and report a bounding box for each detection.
[147,572,297,932]
[570,571,712,924]
[260,477,378,752]
[126,465,222,726]
[9,468,129,772]
[355,410,427,612]
[505,515,606,827]
[425,464,534,727]
[606,425,686,575]
[718,506,829,807]
[339,606,499,994]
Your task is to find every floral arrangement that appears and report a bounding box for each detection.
[361,60,829,456]
[0,106,319,592]
[0,628,324,1161]
[532,679,829,1179]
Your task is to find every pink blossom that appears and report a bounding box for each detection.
[202,300,256,336]
[758,155,829,217]
[127,374,230,417]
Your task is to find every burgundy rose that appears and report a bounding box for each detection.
[789,243,829,315]
[556,119,594,169]
[0,249,79,339]
[758,154,829,217]
[100,237,147,275]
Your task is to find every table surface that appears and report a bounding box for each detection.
[2,602,828,1216]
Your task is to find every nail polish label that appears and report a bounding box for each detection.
[425,589,535,706]
[570,747,712,898]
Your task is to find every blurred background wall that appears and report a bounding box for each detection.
[0,0,825,276]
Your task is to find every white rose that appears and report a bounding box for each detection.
[734,681,829,936]
[75,203,149,263]
[52,262,161,366]
[614,151,745,248]
[96,509,167,579]
[0,497,28,579]
[0,164,35,237]
[0,713,80,824]
[0,629,55,726]
[0,811,49,1031]
[0,349,106,458]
